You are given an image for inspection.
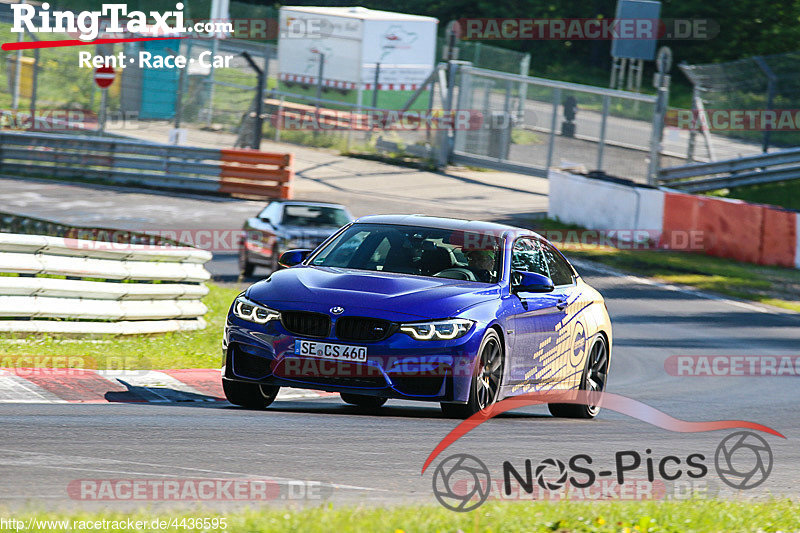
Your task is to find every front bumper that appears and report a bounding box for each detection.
[222,315,485,402]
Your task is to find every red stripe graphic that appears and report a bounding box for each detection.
[421,390,785,474]
[1,36,187,51]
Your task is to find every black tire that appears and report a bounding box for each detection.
[269,244,281,274]
[548,333,609,419]
[440,329,504,419]
[340,393,387,408]
[223,379,279,409]
[238,247,255,277]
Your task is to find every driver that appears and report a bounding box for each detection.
[465,249,495,282]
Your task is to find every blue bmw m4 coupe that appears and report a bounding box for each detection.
[222,215,612,418]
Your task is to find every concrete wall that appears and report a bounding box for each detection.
[548,169,798,269]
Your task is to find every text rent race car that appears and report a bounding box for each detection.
[222,215,612,418]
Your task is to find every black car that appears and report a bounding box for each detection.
[238,200,354,276]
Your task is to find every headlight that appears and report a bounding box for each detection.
[399,319,474,341]
[232,296,280,324]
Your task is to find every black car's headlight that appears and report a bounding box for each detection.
[399,319,474,341]
[232,296,280,324]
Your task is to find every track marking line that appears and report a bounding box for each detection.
[571,257,794,315]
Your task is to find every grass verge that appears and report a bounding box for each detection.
[526,218,800,313]
[0,283,243,370]
[5,499,800,532]
[709,178,800,212]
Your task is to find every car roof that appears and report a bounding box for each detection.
[352,214,539,238]
[266,200,348,209]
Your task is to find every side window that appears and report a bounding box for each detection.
[541,242,575,286]
[511,238,548,277]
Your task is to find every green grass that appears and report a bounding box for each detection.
[0,283,242,370]
[708,179,800,211]
[4,499,800,532]
[528,218,800,313]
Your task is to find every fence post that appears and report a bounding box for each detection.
[517,54,530,121]
[648,86,668,185]
[754,56,776,154]
[596,95,610,171]
[545,88,561,171]
[371,63,381,109]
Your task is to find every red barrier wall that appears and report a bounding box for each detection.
[662,192,797,267]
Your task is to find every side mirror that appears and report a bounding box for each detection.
[260,218,274,227]
[278,249,313,268]
[512,271,554,293]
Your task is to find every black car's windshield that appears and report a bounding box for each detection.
[280,205,351,227]
[310,223,503,283]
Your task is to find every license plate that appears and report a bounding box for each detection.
[294,340,367,362]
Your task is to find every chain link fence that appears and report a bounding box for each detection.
[675,51,800,162]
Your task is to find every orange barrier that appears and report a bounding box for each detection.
[663,192,798,267]
[760,208,797,267]
[218,149,293,200]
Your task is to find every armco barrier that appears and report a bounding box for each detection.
[549,169,799,269]
[0,131,293,200]
[0,233,212,335]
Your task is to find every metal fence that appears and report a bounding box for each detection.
[678,51,800,159]
[449,64,665,183]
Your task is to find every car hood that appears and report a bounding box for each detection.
[246,266,500,320]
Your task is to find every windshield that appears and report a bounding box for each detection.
[280,205,351,228]
[309,223,503,283]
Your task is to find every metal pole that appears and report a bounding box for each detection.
[12,10,24,111]
[687,86,699,161]
[754,56,776,153]
[517,54,530,121]
[371,63,380,109]
[240,51,266,150]
[501,79,512,160]
[275,95,284,142]
[596,95,610,171]
[314,53,325,130]
[205,37,219,127]
[29,47,39,128]
[648,86,668,185]
[174,41,191,131]
[99,88,108,135]
[545,88,561,171]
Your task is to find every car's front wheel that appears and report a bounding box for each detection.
[548,333,609,419]
[340,393,387,408]
[223,379,279,409]
[441,329,504,419]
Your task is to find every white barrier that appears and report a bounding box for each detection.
[0,233,212,335]
[548,169,665,242]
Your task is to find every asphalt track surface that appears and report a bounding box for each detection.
[1,179,799,510]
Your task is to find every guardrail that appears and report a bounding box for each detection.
[0,131,294,200]
[658,147,800,192]
[0,230,212,335]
